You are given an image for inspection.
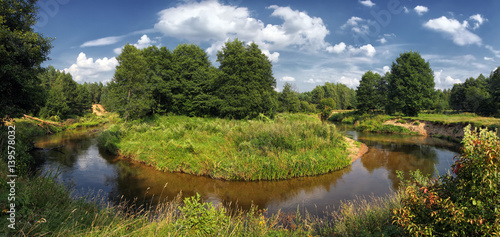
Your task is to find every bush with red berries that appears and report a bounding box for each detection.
[393,125,500,236]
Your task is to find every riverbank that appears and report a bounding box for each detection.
[330,111,500,141]
[98,113,362,181]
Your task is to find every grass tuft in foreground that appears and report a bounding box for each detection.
[98,113,351,181]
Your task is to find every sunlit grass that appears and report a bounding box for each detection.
[99,113,351,181]
[406,113,500,128]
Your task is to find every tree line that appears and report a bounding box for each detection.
[102,40,356,120]
[356,51,500,117]
[102,40,276,120]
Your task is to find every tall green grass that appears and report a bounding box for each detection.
[98,114,350,181]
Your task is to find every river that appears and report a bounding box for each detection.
[32,125,459,216]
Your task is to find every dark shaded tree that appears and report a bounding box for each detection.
[0,0,52,118]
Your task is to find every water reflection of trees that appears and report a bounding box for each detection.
[360,141,440,190]
[103,154,353,212]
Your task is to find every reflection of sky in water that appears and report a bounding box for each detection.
[33,127,459,217]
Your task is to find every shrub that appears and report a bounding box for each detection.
[176,193,230,236]
[393,125,500,236]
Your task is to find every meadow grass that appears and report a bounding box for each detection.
[329,111,500,134]
[98,113,351,181]
[404,113,500,129]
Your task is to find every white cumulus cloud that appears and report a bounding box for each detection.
[414,6,429,15]
[348,44,376,57]
[326,42,346,54]
[63,52,118,83]
[423,16,482,46]
[359,0,375,7]
[382,65,390,74]
[114,34,155,54]
[434,70,462,89]
[153,0,331,62]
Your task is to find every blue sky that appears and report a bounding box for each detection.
[36,0,500,92]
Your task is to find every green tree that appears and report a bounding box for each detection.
[279,83,301,113]
[450,75,490,114]
[311,86,325,105]
[39,71,90,118]
[0,0,52,118]
[171,44,218,117]
[488,67,500,117]
[216,39,277,119]
[356,71,386,113]
[387,51,435,116]
[105,44,152,120]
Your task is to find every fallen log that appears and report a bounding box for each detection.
[23,114,63,126]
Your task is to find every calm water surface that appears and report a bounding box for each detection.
[33,126,459,215]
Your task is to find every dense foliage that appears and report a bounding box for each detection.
[387,51,435,116]
[393,125,500,236]
[104,39,277,120]
[356,71,387,113]
[0,0,52,118]
[38,66,92,119]
[449,67,500,117]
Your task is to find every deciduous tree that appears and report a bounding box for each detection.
[0,0,52,118]
[387,51,434,116]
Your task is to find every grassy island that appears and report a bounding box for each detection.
[98,114,352,181]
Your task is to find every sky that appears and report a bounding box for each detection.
[35,0,500,92]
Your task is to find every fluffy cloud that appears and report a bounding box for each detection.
[280,76,296,82]
[326,42,376,57]
[154,0,331,61]
[359,0,375,7]
[469,14,487,30]
[414,6,428,15]
[382,65,390,74]
[348,44,376,57]
[484,57,495,62]
[114,35,155,54]
[63,52,118,83]
[423,16,482,46]
[434,70,462,89]
[326,42,346,54]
